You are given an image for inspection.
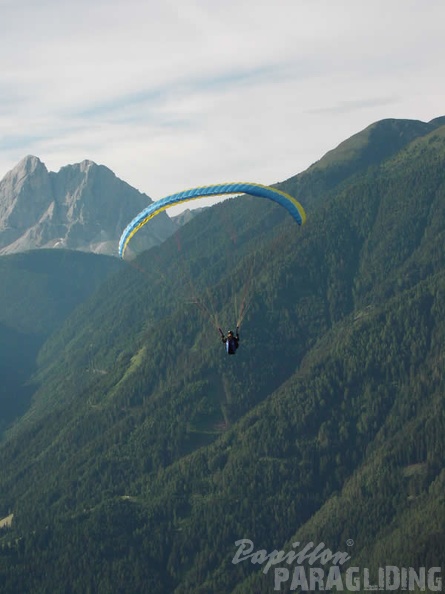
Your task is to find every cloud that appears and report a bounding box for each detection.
[0,0,444,199]
[307,97,400,115]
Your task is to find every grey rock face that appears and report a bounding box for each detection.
[0,156,177,256]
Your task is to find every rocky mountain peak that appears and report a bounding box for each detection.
[0,157,177,256]
[19,154,44,170]
[2,155,47,191]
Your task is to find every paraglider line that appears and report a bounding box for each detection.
[235,256,256,328]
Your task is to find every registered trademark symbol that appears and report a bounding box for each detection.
[346,539,354,547]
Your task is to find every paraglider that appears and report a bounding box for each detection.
[118,182,306,258]
[219,327,240,355]
[118,182,306,356]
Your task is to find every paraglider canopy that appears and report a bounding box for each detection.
[118,182,306,258]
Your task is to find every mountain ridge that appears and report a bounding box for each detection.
[1,116,445,593]
[278,116,445,209]
[0,155,177,256]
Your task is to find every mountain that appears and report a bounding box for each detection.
[0,249,123,434]
[278,115,445,208]
[0,116,444,593]
[170,206,208,227]
[0,156,177,256]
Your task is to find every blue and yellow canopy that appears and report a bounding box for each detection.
[119,182,306,258]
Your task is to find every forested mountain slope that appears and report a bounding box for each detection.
[279,115,445,209]
[0,117,444,593]
[0,250,123,434]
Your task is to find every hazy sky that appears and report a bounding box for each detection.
[1,0,444,201]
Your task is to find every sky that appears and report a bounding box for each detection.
[1,0,444,205]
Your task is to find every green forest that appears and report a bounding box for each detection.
[1,117,445,593]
